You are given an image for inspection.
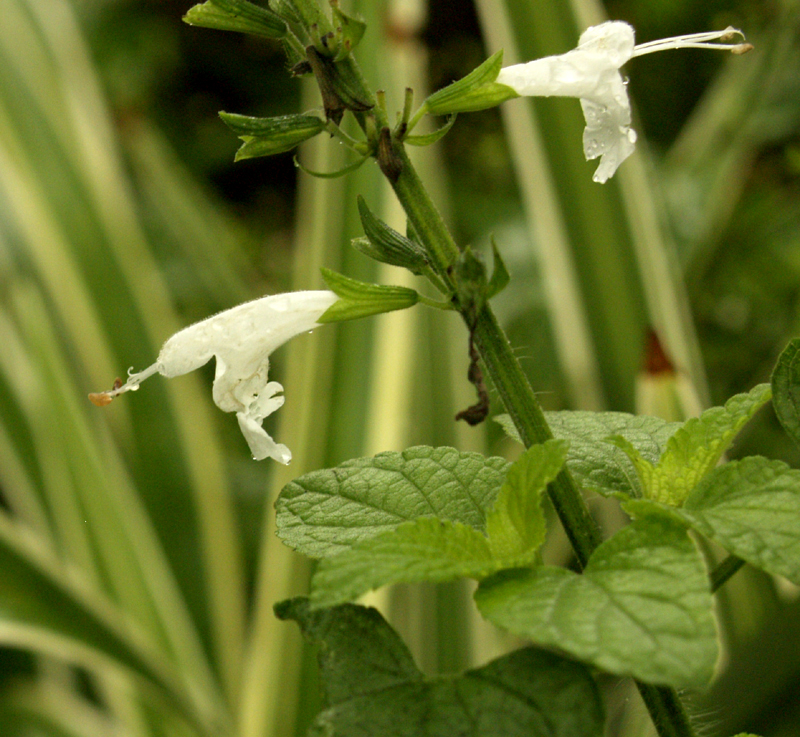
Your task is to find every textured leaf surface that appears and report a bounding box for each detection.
[276,446,510,557]
[476,514,717,688]
[485,440,566,558]
[680,456,800,585]
[496,411,679,498]
[276,598,604,737]
[310,518,494,608]
[308,442,566,606]
[772,338,800,447]
[645,384,772,505]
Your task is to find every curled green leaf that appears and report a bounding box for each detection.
[404,114,458,146]
[219,111,325,159]
[184,0,286,39]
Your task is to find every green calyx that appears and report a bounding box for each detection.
[219,112,326,160]
[354,196,430,274]
[420,50,518,117]
[184,0,286,39]
[318,268,419,323]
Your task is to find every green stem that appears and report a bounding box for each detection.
[387,142,695,737]
[296,11,697,732]
[471,306,601,565]
[636,684,697,737]
[710,554,745,593]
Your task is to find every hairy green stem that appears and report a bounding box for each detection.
[293,12,698,733]
[388,141,696,737]
[636,684,697,737]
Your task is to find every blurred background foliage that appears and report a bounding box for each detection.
[0,0,799,735]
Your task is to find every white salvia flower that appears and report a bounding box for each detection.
[496,21,750,183]
[90,290,338,463]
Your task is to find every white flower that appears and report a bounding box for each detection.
[496,22,749,183]
[90,290,338,463]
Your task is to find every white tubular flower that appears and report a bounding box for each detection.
[90,290,338,463]
[496,22,750,183]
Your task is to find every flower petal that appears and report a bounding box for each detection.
[237,412,292,463]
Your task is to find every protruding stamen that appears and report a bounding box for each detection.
[631,27,748,58]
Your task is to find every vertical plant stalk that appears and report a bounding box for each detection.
[390,138,698,737]
[288,4,698,732]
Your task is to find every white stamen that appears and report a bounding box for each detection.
[632,27,747,57]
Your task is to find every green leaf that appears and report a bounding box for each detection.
[423,51,518,115]
[404,114,458,146]
[309,440,567,608]
[184,0,286,39]
[355,196,430,273]
[486,440,566,559]
[219,111,325,160]
[771,338,800,447]
[476,513,718,688]
[310,518,494,608]
[276,598,605,737]
[678,456,800,585]
[496,411,680,498]
[276,446,510,557]
[318,268,419,322]
[642,384,772,506]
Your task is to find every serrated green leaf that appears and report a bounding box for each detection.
[476,513,718,688]
[646,384,772,506]
[310,518,494,608]
[318,268,419,322]
[678,456,800,585]
[486,440,566,559]
[276,598,605,737]
[496,411,680,498]
[184,0,286,39]
[423,51,518,115]
[356,196,429,273]
[771,338,800,447]
[309,441,567,608]
[276,446,510,557]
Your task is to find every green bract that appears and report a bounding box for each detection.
[331,4,367,60]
